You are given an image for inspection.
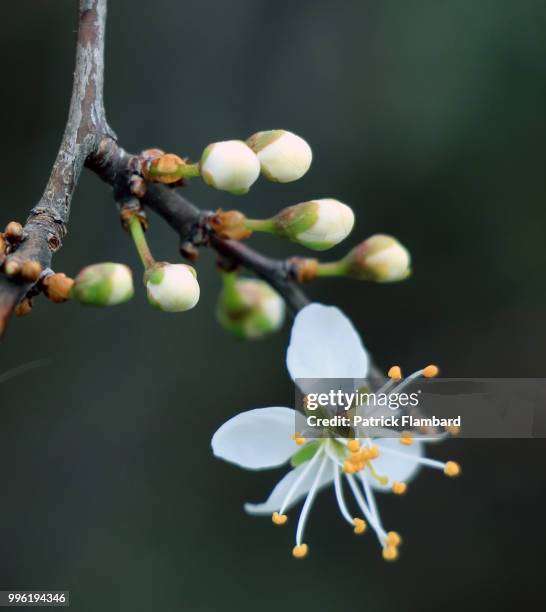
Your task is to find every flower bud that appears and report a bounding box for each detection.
[200,140,260,194]
[145,263,200,312]
[246,130,312,183]
[273,198,354,251]
[345,234,411,282]
[217,277,285,339]
[71,263,134,306]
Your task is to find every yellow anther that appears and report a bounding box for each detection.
[392,481,407,495]
[423,364,439,378]
[367,445,380,459]
[399,432,413,446]
[292,544,308,559]
[388,365,402,380]
[348,451,364,465]
[446,425,460,436]
[386,531,402,547]
[292,432,306,446]
[347,439,360,453]
[444,461,461,477]
[353,518,367,535]
[343,460,356,474]
[272,512,288,525]
[382,545,399,561]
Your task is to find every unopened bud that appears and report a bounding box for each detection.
[21,260,42,282]
[246,130,312,183]
[5,222,23,242]
[345,235,411,282]
[72,263,134,307]
[145,263,200,312]
[200,140,260,194]
[15,298,33,317]
[272,198,354,251]
[217,276,285,339]
[4,258,21,277]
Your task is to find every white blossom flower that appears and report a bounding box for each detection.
[145,263,200,312]
[246,130,312,183]
[212,303,460,559]
[200,140,261,194]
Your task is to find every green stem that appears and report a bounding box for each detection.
[315,261,347,277]
[128,216,155,269]
[148,162,201,181]
[245,218,276,234]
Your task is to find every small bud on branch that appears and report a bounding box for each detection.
[246,130,312,183]
[217,273,285,339]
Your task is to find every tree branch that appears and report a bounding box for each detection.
[0,0,112,334]
[0,0,316,337]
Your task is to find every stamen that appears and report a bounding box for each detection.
[386,531,402,546]
[279,445,324,515]
[343,460,357,474]
[347,439,360,453]
[382,545,399,561]
[353,518,367,535]
[423,364,439,378]
[332,461,354,526]
[378,444,459,475]
[392,481,407,495]
[272,512,288,525]
[444,461,461,477]
[359,471,384,531]
[365,461,388,487]
[367,445,380,459]
[345,474,386,544]
[295,454,329,546]
[399,432,413,446]
[292,432,306,446]
[292,544,308,559]
[388,366,402,380]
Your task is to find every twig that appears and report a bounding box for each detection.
[0,0,113,334]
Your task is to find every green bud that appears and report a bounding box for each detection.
[217,276,285,339]
[344,235,411,282]
[71,263,134,307]
[271,198,354,251]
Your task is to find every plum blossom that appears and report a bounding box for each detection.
[212,304,460,560]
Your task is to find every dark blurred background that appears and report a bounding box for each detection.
[1,1,546,610]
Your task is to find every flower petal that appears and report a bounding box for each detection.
[369,438,424,491]
[286,303,369,381]
[244,455,333,514]
[212,407,296,470]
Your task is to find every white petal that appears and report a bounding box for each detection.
[369,438,424,491]
[244,457,333,514]
[286,303,369,381]
[212,407,296,470]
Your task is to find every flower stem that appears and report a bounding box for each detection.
[128,216,155,269]
[315,261,347,277]
[148,161,201,181]
[244,218,276,234]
